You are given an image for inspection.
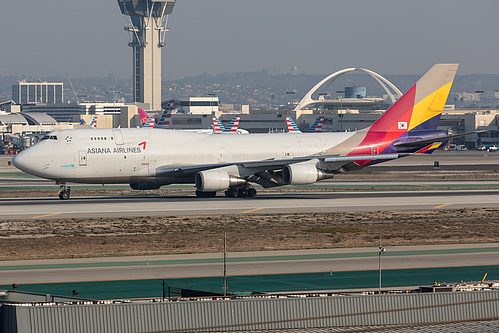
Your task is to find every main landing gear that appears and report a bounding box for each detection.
[58,184,71,200]
[224,185,257,198]
[195,190,217,198]
[195,185,258,198]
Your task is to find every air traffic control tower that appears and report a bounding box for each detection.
[117,0,176,111]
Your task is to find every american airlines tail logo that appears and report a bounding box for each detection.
[138,142,146,150]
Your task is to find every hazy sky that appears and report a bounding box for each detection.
[1,0,498,80]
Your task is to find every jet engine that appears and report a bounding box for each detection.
[195,169,246,192]
[283,161,334,185]
[130,183,162,190]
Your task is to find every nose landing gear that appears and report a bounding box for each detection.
[58,184,71,200]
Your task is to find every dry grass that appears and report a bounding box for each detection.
[2,209,499,261]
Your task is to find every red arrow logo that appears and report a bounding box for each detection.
[138,141,146,150]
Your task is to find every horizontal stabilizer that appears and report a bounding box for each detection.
[325,153,409,163]
[393,130,487,148]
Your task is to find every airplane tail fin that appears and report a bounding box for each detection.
[212,116,223,134]
[144,117,156,128]
[158,100,175,128]
[138,108,150,125]
[286,116,302,133]
[90,116,97,129]
[308,116,324,133]
[80,119,87,125]
[224,115,241,132]
[349,64,458,157]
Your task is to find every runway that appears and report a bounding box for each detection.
[1,244,497,285]
[1,189,499,220]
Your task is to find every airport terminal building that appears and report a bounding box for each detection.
[1,76,499,151]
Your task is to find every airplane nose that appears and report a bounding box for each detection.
[11,152,24,171]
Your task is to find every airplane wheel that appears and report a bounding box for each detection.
[237,188,248,197]
[225,189,238,198]
[247,188,257,197]
[196,190,217,198]
[59,189,70,200]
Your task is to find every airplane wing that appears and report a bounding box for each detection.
[154,153,409,188]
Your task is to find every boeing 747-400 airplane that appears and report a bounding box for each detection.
[13,64,476,199]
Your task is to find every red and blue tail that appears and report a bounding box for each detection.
[212,116,224,134]
[158,100,175,128]
[224,115,241,133]
[286,116,302,133]
[144,117,156,128]
[90,116,97,129]
[308,116,324,133]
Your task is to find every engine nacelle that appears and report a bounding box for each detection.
[195,170,246,192]
[283,162,334,185]
[130,183,162,190]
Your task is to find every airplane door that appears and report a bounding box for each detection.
[79,150,87,166]
[217,148,225,163]
[113,130,124,145]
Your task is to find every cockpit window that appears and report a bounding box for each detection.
[41,135,58,141]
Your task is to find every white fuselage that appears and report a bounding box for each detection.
[12,128,356,185]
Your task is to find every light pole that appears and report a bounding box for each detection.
[223,231,228,296]
[378,237,385,293]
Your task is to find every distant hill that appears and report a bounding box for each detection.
[1,71,498,108]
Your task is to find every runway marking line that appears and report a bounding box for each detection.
[31,213,62,219]
[241,208,265,214]
[434,203,452,209]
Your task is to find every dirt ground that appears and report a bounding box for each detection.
[2,162,499,261]
[2,208,499,261]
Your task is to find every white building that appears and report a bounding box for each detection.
[179,96,219,114]
[12,81,63,105]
